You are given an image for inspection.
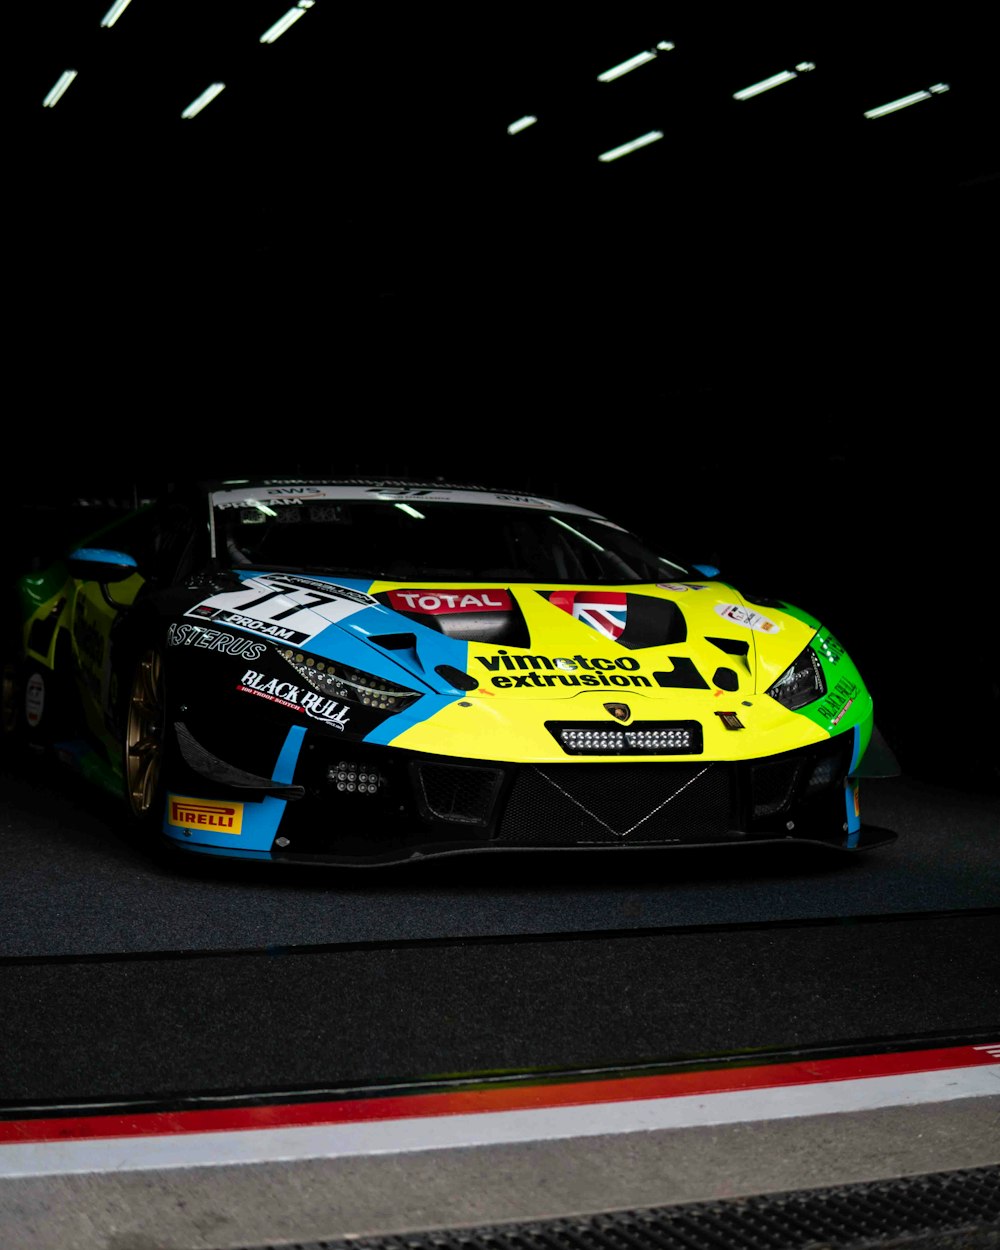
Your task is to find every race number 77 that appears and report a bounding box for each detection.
[232,586,335,620]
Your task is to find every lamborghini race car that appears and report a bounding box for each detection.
[3,479,895,864]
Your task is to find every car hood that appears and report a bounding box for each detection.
[186,570,859,763]
[250,574,820,700]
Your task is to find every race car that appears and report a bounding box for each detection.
[2,478,896,864]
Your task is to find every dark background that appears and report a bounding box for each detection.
[7,4,998,790]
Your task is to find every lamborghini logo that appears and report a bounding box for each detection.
[604,702,631,722]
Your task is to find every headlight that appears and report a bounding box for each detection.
[766,644,826,710]
[278,649,421,712]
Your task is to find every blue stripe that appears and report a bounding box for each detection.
[273,723,307,782]
[848,723,862,774]
[163,725,308,854]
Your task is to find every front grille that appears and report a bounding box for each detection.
[496,762,735,846]
[750,734,854,819]
[281,729,859,856]
[414,762,505,825]
[749,757,804,816]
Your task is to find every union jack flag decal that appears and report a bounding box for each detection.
[550,590,628,640]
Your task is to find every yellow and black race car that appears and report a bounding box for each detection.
[3,479,896,864]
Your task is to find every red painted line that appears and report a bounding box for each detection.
[1,1044,996,1146]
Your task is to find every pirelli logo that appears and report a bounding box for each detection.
[168,796,244,835]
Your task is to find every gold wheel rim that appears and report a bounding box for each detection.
[125,648,164,817]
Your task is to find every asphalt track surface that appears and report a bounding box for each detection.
[1,754,998,1114]
[1,757,998,958]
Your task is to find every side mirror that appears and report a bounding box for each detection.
[68,547,139,584]
[691,563,720,578]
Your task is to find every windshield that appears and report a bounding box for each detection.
[213,496,692,585]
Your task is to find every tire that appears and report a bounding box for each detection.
[122,644,167,826]
[1,653,21,747]
[1,595,26,754]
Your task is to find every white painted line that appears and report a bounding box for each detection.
[2,1064,998,1178]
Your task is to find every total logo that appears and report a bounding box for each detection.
[389,589,512,614]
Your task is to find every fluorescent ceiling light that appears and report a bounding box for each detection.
[100,0,135,28]
[598,40,675,82]
[181,82,226,119]
[507,115,538,135]
[598,51,656,82]
[864,84,949,119]
[394,503,425,520]
[260,0,314,44]
[43,70,78,108]
[598,130,664,163]
[733,69,799,100]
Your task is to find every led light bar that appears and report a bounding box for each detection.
[864,83,949,119]
[550,722,701,754]
[507,115,538,135]
[597,41,675,82]
[181,83,226,120]
[733,62,816,101]
[260,0,315,44]
[43,70,78,108]
[100,0,135,28]
[598,130,663,163]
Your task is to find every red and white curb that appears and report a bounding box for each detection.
[1,1044,998,1178]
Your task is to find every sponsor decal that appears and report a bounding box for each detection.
[388,589,512,614]
[818,633,846,665]
[549,590,627,640]
[366,487,441,497]
[604,702,631,722]
[168,796,243,834]
[714,604,780,633]
[186,574,376,646]
[261,486,327,499]
[493,493,549,507]
[473,650,651,689]
[831,698,854,726]
[658,583,690,592]
[25,673,44,728]
[237,668,351,728]
[715,711,745,730]
[818,676,859,724]
[167,623,266,660]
